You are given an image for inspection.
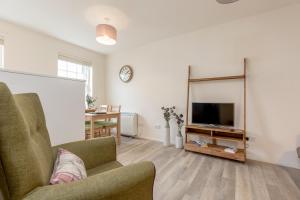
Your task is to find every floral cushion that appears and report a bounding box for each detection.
[50,148,87,184]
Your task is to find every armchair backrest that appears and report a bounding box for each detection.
[0,83,54,200]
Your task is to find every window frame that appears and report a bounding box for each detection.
[57,55,93,96]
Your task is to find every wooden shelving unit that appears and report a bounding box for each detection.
[185,58,247,162]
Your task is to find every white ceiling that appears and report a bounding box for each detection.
[0,0,298,55]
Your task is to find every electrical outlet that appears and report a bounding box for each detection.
[154,124,161,129]
[248,136,256,142]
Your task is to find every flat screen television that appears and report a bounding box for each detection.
[192,103,234,126]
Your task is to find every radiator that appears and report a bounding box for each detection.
[121,113,138,137]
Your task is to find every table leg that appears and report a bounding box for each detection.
[90,118,94,139]
[117,114,121,145]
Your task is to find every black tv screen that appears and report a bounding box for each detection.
[192,103,234,126]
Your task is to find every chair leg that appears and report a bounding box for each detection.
[104,127,109,136]
[85,131,89,140]
[100,128,104,137]
[102,128,106,136]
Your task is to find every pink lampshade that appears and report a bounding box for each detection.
[96,24,117,45]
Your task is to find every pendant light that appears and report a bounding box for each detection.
[216,0,239,4]
[96,24,117,45]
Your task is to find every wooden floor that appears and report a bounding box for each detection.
[117,137,300,200]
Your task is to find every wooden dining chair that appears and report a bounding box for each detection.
[106,105,120,113]
[85,105,109,139]
[98,105,109,112]
[85,123,104,139]
[94,105,121,136]
[104,105,121,135]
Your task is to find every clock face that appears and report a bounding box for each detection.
[119,65,133,82]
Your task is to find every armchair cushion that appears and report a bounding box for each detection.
[24,161,155,200]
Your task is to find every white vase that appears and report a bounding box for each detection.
[175,135,183,149]
[163,122,170,146]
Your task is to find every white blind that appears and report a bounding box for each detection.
[0,39,4,68]
[57,55,92,96]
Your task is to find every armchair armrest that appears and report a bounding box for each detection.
[52,137,116,169]
[24,161,155,200]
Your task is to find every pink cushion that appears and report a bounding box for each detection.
[50,148,87,184]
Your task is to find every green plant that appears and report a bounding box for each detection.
[161,106,175,123]
[173,113,184,137]
[86,95,97,109]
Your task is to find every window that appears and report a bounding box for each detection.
[0,39,4,68]
[57,55,92,96]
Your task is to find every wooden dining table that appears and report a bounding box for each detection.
[85,112,121,144]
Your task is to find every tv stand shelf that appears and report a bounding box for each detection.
[185,142,245,162]
[185,125,246,162]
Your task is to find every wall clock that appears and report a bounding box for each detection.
[119,65,133,82]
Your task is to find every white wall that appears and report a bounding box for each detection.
[0,69,85,146]
[0,19,106,104]
[106,4,300,169]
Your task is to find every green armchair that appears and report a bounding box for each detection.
[0,82,155,200]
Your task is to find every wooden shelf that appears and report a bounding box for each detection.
[186,125,244,134]
[185,142,245,162]
[189,75,245,83]
[187,132,244,142]
[187,132,211,137]
[213,135,243,142]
